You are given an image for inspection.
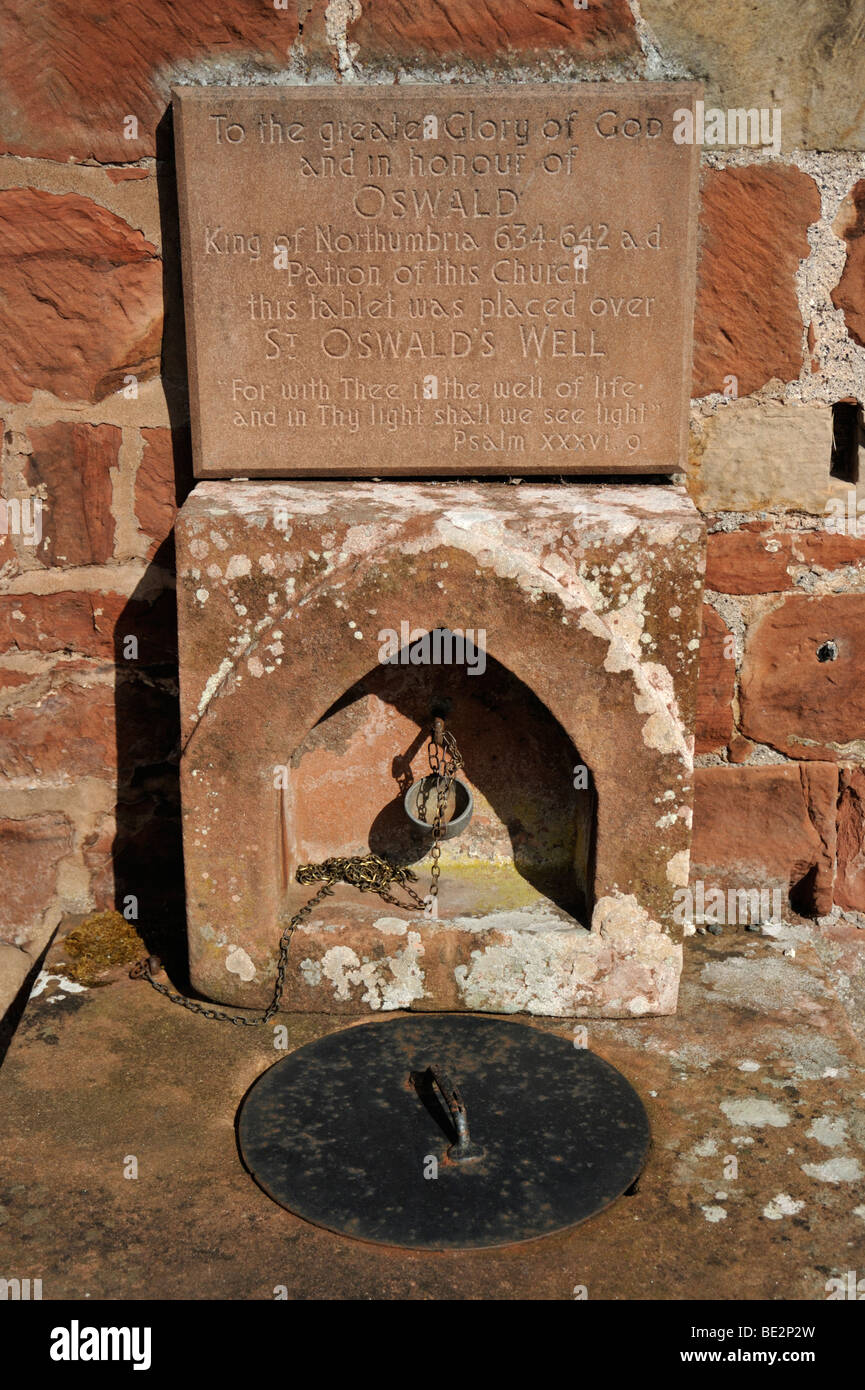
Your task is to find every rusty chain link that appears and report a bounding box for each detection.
[425,720,464,903]
[131,723,464,1025]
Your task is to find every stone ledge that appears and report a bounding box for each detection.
[196,891,680,1018]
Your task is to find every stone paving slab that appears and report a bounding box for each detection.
[1,924,863,1300]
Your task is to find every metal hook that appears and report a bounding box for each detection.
[422,1064,485,1163]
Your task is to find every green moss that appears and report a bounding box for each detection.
[60,911,146,985]
[431,859,576,915]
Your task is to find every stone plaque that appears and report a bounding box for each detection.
[174,83,700,478]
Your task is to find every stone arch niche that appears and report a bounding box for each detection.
[176,481,705,1017]
[289,647,595,925]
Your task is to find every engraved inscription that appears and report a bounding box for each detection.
[174,84,700,477]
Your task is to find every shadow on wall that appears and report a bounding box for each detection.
[291,652,597,924]
[111,107,192,984]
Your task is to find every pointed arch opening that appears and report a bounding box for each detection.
[287,635,595,927]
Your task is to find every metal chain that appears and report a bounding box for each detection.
[129,877,339,1026]
[426,721,463,902]
[131,724,464,1023]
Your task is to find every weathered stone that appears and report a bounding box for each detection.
[0,1,301,162]
[0,669,31,693]
[693,166,819,398]
[135,427,193,559]
[639,0,865,150]
[0,942,34,1009]
[176,480,704,1015]
[105,169,150,184]
[688,399,858,515]
[208,892,681,1018]
[0,189,161,403]
[25,423,119,566]
[348,0,639,64]
[2,491,45,563]
[0,455,16,577]
[705,525,793,594]
[831,179,865,347]
[727,733,759,764]
[0,158,164,261]
[835,768,865,912]
[695,603,734,754]
[0,812,73,947]
[705,524,865,591]
[740,595,865,759]
[0,680,115,784]
[0,587,177,664]
[0,530,15,575]
[0,592,122,657]
[691,765,838,918]
[0,667,174,789]
[792,529,865,570]
[174,83,700,478]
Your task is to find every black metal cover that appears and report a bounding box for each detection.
[237,1014,650,1250]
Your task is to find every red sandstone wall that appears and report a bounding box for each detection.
[1,1,864,995]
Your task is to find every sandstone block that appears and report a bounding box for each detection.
[831,179,865,346]
[0,1,301,161]
[740,594,865,759]
[705,525,793,594]
[688,400,854,515]
[25,423,119,566]
[0,190,161,403]
[640,0,865,150]
[135,427,193,560]
[691,764,838,918]
[835,768,865,912]
[348,0,639,65]
[693,166,818,398]
[0,813,73,948]
[0,681,115,785]
[695,602,734,753]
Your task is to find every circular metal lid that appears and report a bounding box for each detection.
[238,1014,649,1250]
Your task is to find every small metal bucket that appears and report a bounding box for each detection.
[404,775,474,840]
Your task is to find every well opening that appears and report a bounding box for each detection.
[287,640,595,927]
